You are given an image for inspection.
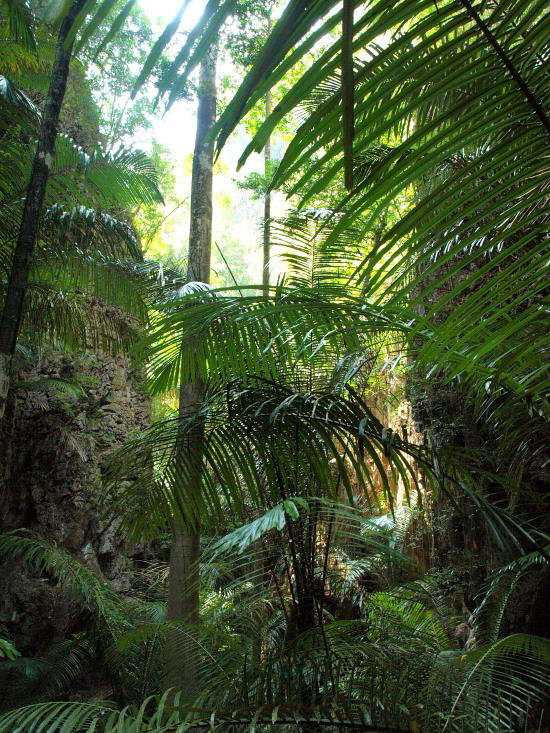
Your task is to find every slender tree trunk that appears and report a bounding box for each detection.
[165,44,217,699]
[262,90,272,297]
[0,0,85,420]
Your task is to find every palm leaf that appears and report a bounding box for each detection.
[0,0,36,50]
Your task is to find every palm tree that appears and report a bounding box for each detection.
[165,43,218,697]
[0,125,164,355]
[140,0,547,530]
[0,0,87,418]
[0,15,169,508]
[0,0,159,418]
[0,6,167,354]
[123,3,548,498]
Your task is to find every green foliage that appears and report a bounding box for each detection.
[150,0,548,409]
[224,0,277,69]
[0,531,125,627]
[210,498,309,555]
[1,1,549,730]
[0,638,94,708]
[105,377,423,538]
[0,637,20,661]
[0,0,36,51]
[2,615,548,732]
[85,3,156,145]
[0,0,147,64]
[0,503,548,730]
[0,54,166,349]
[91,0,138,61]
[0,531,170,707]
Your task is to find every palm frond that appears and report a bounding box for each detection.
[0,638,93,709]
[0,531,127,631]
[105,379,421,538]
[147,0,548,418]
[0,74,38,127]
[0,0,36,51]
[0,637,19,660]
[425,634,550,732]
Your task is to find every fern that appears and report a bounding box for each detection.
[0,531,128,634]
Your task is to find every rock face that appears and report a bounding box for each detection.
[0,350,150,655]
[405,252,550,628]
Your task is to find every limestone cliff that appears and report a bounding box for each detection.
[0,350,150,654]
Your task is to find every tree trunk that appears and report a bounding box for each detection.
[0,0,85,421]
[262,90,272,298]
[165,44,217,699]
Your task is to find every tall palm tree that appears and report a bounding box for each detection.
[0,0,159,418]
[0,3,167,354]
[140,0,548,406]
[165,43,218,696]
[0,0,86,417]
[0,113,164,355]
[144,0,547,500]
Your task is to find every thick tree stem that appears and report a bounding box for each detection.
[0,355,9,424]
[0,0,86,420]
[262,90,272,298]
[341,0,355,191]
[165,44,217,700]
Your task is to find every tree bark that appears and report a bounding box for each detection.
[262,90,272,297]
[0,0,86,420]
[165,44,217,699]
